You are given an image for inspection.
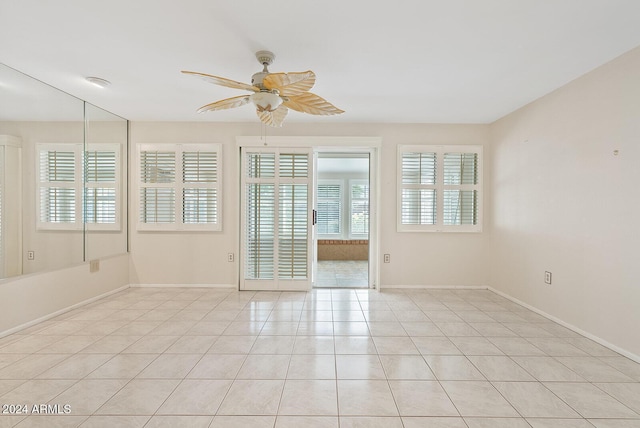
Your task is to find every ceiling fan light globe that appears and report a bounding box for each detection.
[250,92,282,112]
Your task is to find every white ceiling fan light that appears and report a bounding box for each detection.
[182,50,344,127]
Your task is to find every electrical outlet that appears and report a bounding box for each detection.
[228,253,235,262]
[27,251,35,260]
[90,259,100,273]
[384,254,390,263]
[545,271,552,285]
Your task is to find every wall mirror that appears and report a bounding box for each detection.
[0,64,128,279]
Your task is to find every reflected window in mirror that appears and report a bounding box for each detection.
[36,143,121,231]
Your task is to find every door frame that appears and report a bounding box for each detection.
[237,136,381,290]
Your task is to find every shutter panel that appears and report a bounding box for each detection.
[140,188,175,223]
[139,149,176,226]
[280,153,308,178]
[278,184,308,279]
[246,183,275,279]
[248,153,275,178]
[317,183,342,235]
[141,151,175,183]
[350,183,369,236]
[401,189,436,225]
[402,152,436,185]
[183,188,217,223]
[182,150,219,225]
[443,190,477,225]
[39,149,76,223]
[84,188,116,223]
[84,150,117,224]
[443,152,477,185]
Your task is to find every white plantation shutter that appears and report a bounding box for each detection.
[317,181,342,236]
[443,152,478,225]
[350,180,369,237]
[36,143,121,230]
[182,150,219,225]
[139,150,176,226]
[38,148,77,226]
[398,145,482,232]
[138,144,221,231]
[242,148,312,290]
[84,147,119,229]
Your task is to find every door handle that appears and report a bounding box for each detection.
[312,209,317,225]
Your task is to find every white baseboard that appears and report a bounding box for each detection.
[381,284,489,290]
[488,287,640,364]
[0,285,130,339]
[130,283,237,289]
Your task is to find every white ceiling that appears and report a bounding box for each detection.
[1,0,640,124]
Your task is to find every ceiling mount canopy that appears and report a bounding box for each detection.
[182,50,344,127]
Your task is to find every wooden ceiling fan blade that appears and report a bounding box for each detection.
[263,71,316,96]
[257,105,289,127]
[283,92,344,116]
[197,95,251,113]
[182,70,259,92]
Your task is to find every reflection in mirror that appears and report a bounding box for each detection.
[0,64,128,279]
[84,103,127,261]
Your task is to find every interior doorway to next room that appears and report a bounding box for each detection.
[314,152,370,288]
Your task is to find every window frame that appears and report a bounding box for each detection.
[36,143,121,231]
[397,144,483,233]
[137,143,222,232]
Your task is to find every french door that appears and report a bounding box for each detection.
[240,147,313,291]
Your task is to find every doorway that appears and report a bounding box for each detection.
[314,152,370,288]
[238,137,379,292]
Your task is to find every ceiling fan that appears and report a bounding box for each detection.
[182,50,344,127]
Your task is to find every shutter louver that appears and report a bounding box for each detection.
[85,151,116,182]
[402,152,436,185]
[84,188,116,224]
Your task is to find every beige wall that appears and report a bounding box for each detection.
[0,254,129,334]
[489,46,640,357]
[128,122,491,288]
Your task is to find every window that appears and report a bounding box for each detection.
[138,143,221,231]
[36,143,121,230]
[316,179,369,239]
[398,145,482,232]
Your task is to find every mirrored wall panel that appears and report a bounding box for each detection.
[0,64,128,279]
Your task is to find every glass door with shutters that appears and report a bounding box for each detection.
[240,147,313,291]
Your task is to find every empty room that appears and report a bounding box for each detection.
[1,1,640,427]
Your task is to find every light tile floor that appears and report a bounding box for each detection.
[315,260,369,288]
[0,287,639,427]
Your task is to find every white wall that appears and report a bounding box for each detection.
[490,46,640,357]
[0,254,129,334]
[129,122,491,288]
